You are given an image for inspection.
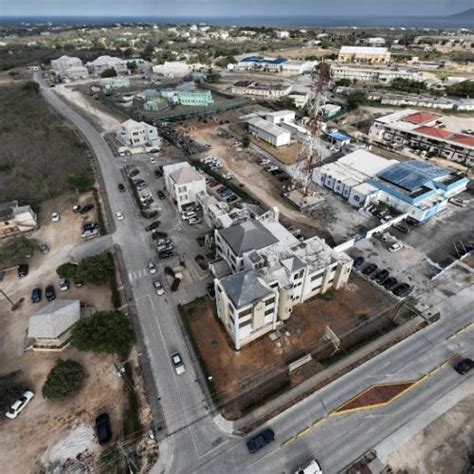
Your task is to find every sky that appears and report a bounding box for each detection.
[0,0,471,18]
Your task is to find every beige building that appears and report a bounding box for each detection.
[0,201,37,239]
[213,208,352,349]
[27,300,81,351]
[338,46,391,65]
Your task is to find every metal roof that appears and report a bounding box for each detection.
[241,55,287,65]
[28,300,81,339]
[377,160,449,192]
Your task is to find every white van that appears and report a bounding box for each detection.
[294,459,323,474]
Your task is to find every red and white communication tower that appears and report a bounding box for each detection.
[293,62,331,196]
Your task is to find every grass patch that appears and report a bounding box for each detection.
[92,187,107,235]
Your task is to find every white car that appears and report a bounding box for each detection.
[149,156,156,164]
[294,458,323,474]
[148,260,157,274]
[449,197,467,208]
[51,212,60,222]
[171,352,185,375]
[187,217,202,225]
[115,211,124,220]
[153,279,165,296]
[181,211,196,221]
[6,391,34,419]
[389,242,404,253]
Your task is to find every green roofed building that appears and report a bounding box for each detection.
[178,90,214,106]
[143,97,168,111]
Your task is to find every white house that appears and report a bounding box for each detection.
[247,117,291,147]
[276,30,290,39]
[51,55,89,80]
[86,56,128,75]
[115,119,161,150]
[265,110,296,125]
[163,162,207,211]
[0,201,37,239]
[281,60,316,75]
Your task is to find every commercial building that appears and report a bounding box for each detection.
[196,192,233,229]
[115,119,161,150]
[368,160,469,222]
[276,30,290,39]
[100,78,131,92]
[213,208,352,349]
[369,109,474,166]
[27,300,81,351]
[281,60,316,75]
[86,55,128,75]
[331,64,422,83]
[163,162,207,211]
[324,131,352,146]
[265,110,296,124]
[321,103,342,119]
[338,46,391,65]
[247,117,291,147]
[0,201,37,239]
[152,61,206,77]
[51,55,88,80]
[232,80,292,98]
[236,56,287,72]
[313,150,398,207]
[177,90,214,106]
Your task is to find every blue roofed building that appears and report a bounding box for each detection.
[369,160,469,222]
[325,131,352,146]
[237,55,287,72]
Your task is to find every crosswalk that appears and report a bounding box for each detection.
[128,269,148,282]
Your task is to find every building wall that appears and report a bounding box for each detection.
[248,123,291,147]
[171,179,207,211]
[338,51,391,65]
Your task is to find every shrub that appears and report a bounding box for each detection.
[100,68,117,78]
[23,80,39,93]
[0,235,37,268]
[0,370,25,412]
[71,310,135,356]
[42,359,85,399]
[56,262,79,279]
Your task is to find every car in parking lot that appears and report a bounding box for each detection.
[187,217,202,225]
[59,278,70,292]
[18,264,29,278]
[392,283,412,297]
[246,428,275,454]
[393,223,409,234]
[157,190,165,200]
[148,260,157,274]
[293,458,323,474]
[149,156,156,164]
[73,205,81,213]
[181,211,196,220]
[51,212,60,222]
[154,169,163,178]
[5,390,34,419]
[449,197,467,207]
[80,204,94,214]
[374,269,389,284]
[118,183,125,192]
[454,358,473,375]
[153,279,165,296]
[31,287,42,304]
[388,242,404,253]
[171,352,185,375]
[383,277,398,291]
[95,413,112,444]
[145,221,160,232]
[158,250,174,259]
[362,263,377,276]
[128,168,140,178]
[45,285,56,302]
[115,211,124,220]
[353,256,364,269]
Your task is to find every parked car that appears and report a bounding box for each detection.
[383,277,398,291]
[149,156,156,164]
[246,428,275,454]
[449,197,467,208]
[187,217,202,225]
[293,458,323,474]
[51,212,60,222]
[389,242,404,253]
[38,243,50,254]
[95,413,112,444]
[74,279,84,288]
[157,190,165,200]
[393,223,409,234]
[392,283,412,297]
[148,260,157,274]
[454,358,474,375]
[45,285,56,302]
[158,250,174,259]
[80,204,94,214]
[118,183,125,192]
[5,390,34,420]
[181,211,196,221]
[405,216,419,226]
[353,256,364,269]
[115,211,124,221]
[154,169,163,178]
[59,278,70,292]
[145,221,160,232]
[375,269,389,284]
[72,205,81,213]
[226,195,238,203]
[153,279,165,296]
[128,168,140,178]
[171,352,185,375]
[18,264,29,278]
[150,148,160,154]
[157,238,172,246]
[31,287,42,304]
[362,263,377,276]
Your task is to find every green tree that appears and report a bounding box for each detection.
[215,55,236,68]
[242,135,250,148]
[127,61,138,72]
[68,174,93,193]
[0,370,25,412]
[100,68,117,78]
[77,253,115,284]
[71,311,135,355]
[445,80,474,98]
[42,359,85,399]
[0,235,37,267]
[335,78,352,87]
[347,91,368,110]
[56,262,79,279]
[23,80,39,93]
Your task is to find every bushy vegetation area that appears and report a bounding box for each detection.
[0,235,37,268]
[42,359,85,399]
[446,80,474,98]
[0,370,26,412]
[0,82,93,204]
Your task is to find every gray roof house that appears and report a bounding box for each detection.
[27,300,81,351]
[219,270,273,308]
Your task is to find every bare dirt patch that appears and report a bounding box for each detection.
[181,273,400,419]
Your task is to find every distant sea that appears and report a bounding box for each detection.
[0,15,473,29]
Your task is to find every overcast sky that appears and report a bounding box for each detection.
[1,0,470,17]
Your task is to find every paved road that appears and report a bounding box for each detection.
[36,74,474,474]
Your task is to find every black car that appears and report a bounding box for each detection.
[31,287,42,304]
[353,256,364,269]
[145,221,160,232]
[246,429,275,454]
[454,358,474,375]
[80,204,94,214]
[18,264,29,278]
[393,223,409,234]
[118,183,125,192]
[128,168,140,178]
[392,283,412,297]
[157,190,165,200]
[362,263,378,276]
[95,413,112,444]
[45,285,56,301]
[383,277,398,290]
[375,269,389,284]
[154,169,163,178]
[158,250,174,259]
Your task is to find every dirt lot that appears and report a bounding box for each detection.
[182,273,398,419]
[187,122,377,243]
[387,394,474,474]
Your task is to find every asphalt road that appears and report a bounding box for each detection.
[35,74,474,474]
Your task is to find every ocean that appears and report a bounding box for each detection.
[1,15,473,29]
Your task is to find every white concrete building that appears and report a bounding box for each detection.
[196,192,233,229]
[213,208,352,349]
[247,117,291,147]
[331,64,422,83]
[0,201,37,239]
[51,55,89,80]
[276,30,290,39]
[152,61,192,77]
[163,162,207,211]
[265,110,296,124]
[281,60,316,75]
[338,46,391,64]
[231,80,292,98]
[115,119,161,150]
[86,55,128,75]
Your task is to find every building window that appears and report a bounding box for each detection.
[264,297,275,307]
[239,307,252,317]
[239,318,252,328]
[264,307,274,316]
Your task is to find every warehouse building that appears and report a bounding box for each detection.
[236,55,287,72]
[369,109,474,166]
[281,59,316,75]
[331,64,422,83]
[231,80,292,98]
[338,46,391,64]
[247,117,291,147]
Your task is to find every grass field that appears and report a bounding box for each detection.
[0,82,93,204]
